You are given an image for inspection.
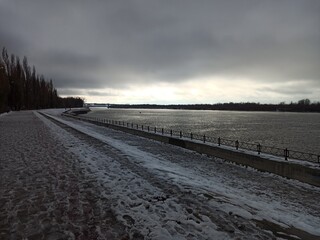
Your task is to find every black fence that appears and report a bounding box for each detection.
[66,114,320,164]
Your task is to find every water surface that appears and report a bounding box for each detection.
[87,108,320,154]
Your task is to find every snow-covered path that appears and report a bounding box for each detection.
[41,109,320,239]
[1,110,320,239]
[0,111,128,239]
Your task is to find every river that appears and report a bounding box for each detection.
[87,108,320,154]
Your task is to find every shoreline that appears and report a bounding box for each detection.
[1,110,320,239]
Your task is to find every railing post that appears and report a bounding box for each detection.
[148,126,150,132]
[203,135,206,143]
[190,133,193,140]
[235,140,239,150]
[142,125,144,130]
[170,130,172,136]
[284,148,289,160]
[154,127,156,133]
[218,137,221,146]
[162,128,164,135]
[180,131,182,138]
[257,143,261,155]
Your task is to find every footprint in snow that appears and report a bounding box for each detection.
[123,215,135,225]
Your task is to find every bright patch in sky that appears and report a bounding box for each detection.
[59,76,317,104]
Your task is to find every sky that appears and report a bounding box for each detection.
[0,0,319,104]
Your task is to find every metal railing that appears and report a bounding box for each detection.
[64,113,320,164]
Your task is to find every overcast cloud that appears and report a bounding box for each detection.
[0,0,319,103]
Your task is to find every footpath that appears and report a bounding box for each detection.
[0,111,128,239]
[1,110,320,240]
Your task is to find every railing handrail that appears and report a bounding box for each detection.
[64,113,320,164]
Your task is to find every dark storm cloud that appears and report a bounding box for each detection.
[34,50,102,70]
[0,0,319,100]
[57,88,83,96]
[0,31,27,54]
[49,73,104,89]
[32,50,104,89]
[86,91,118,97]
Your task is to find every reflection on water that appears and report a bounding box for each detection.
[88,108,320,154]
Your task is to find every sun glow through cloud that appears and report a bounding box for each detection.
[57,76,312,104]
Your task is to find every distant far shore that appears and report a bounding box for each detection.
[88,100,320,113]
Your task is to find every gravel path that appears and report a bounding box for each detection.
[0,111,128,239]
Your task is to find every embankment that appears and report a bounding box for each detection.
[62,113,320,187]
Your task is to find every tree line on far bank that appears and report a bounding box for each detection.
[0,48,84,113]
[110,100,320,112]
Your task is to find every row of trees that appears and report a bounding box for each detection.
[110,100,320,112]
[0,48,84,113]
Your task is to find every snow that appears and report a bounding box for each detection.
[36,109,320,239]
[0,111,11,117]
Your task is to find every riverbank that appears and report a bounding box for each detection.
[107,102,320,113]
[1,110,320,239]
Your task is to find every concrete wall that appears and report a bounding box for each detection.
[65,114,320,187]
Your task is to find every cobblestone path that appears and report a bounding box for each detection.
[0,111,127,240]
